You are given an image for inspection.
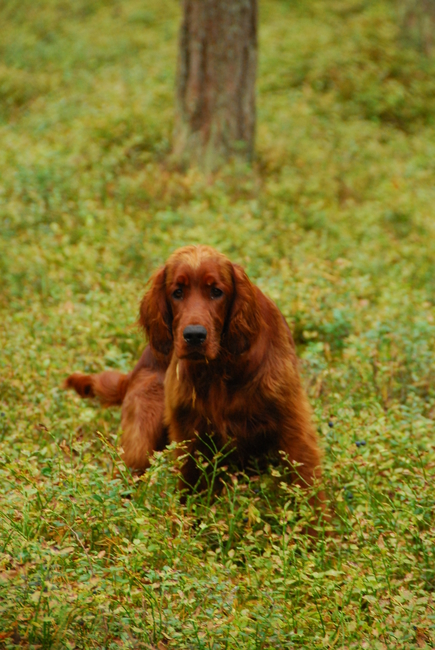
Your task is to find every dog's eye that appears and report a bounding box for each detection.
[210,287,223,299]
[172,288,183,300]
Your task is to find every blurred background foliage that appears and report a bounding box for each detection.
[1,0,435,647]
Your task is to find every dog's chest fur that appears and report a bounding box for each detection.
[167,357,283,451]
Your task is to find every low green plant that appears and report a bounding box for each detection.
[1,0,435,647]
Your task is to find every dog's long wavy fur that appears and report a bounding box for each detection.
[66,245,326,516]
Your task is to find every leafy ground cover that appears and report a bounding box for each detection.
[1,0,435,647]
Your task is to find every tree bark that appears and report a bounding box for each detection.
[173,0,257,171]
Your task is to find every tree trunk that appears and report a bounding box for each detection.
[400,0,435,54]
[173,0,257,171]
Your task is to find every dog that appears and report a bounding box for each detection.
[66,245,325,513]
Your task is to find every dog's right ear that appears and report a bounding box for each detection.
[139,267,173,357]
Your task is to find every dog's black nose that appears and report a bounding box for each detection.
[183,325,207,346]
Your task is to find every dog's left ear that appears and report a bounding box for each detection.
[223,264,261,355]
[139,266,173,357]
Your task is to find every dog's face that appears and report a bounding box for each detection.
[140,245,260,361]
[166,250,233,361]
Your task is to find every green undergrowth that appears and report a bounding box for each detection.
[1,0,435,647]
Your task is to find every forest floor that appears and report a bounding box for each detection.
[1,0,435,647]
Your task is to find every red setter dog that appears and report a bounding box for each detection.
[66,245,325,512]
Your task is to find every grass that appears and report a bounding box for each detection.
[1,0,435,647]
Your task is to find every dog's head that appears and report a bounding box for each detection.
[139,245,260,361]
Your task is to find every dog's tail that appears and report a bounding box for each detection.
[64,371,131,406]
